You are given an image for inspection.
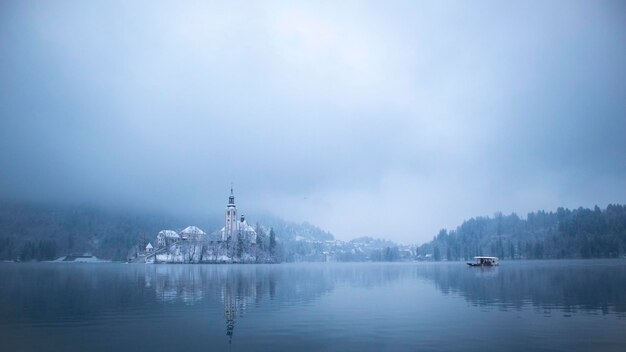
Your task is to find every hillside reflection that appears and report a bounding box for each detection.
[415,260,626,315]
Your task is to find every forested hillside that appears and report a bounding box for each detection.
[0,201,336,261]
[0,201,195,261]
[418,205,626,260]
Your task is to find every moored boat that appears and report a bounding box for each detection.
[467,256,499,267]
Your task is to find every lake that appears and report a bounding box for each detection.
[1,260,625,351]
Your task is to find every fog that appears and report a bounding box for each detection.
[1,0,625,243]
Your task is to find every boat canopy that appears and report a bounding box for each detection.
[474,256,498,260]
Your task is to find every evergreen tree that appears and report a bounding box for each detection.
[269,228,276,258]
[237,233,244,259]
[434,246,441,261]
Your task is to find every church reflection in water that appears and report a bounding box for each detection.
[147,264,339,344]
[148,265,263,343]
[220,270,257,344]
[144,263,418,343]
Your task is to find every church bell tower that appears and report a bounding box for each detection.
[224,186,237,241]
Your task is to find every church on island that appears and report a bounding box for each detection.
[141,187,269,264]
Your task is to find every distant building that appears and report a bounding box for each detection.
[154,187,257,251]
[145,242,154,252]
[219,187,257,243]
[156,230,180,247]
[180,226,206,241]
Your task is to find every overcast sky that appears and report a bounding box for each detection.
[1,0,625,244]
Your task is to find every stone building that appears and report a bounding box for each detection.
[219,187,257,243]
[156,230,180,247]
[180,226,206,241]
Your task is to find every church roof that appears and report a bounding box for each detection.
[240,220,256,233]
[158,230,180,238]
[180,226,206,235]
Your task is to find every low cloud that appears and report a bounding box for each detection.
[1,0,625,243]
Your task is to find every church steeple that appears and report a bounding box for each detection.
[223,185,237,241]
[219,185,257,243]
[228,184,235,206]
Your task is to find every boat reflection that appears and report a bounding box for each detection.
[416,260,626,316]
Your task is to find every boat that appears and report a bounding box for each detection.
[467,256,499,267]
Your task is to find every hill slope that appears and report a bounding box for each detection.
[417,205,626,260]
[0,201,335,261]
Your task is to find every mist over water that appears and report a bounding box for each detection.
[1,260,625,352]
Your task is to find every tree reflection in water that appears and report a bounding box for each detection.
[145,263,411,343]
[416,260,626,316]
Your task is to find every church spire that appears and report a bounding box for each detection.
[228,184,235,206]
[223,185,237,241]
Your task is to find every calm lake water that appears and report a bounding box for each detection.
[1,260,625,352]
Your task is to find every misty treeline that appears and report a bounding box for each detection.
[418,205,626,261]
[0,201,329,262]
[335,245,403,262]
[278,234,408,262]
[0,201,184,261]
[2,201,625,262]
